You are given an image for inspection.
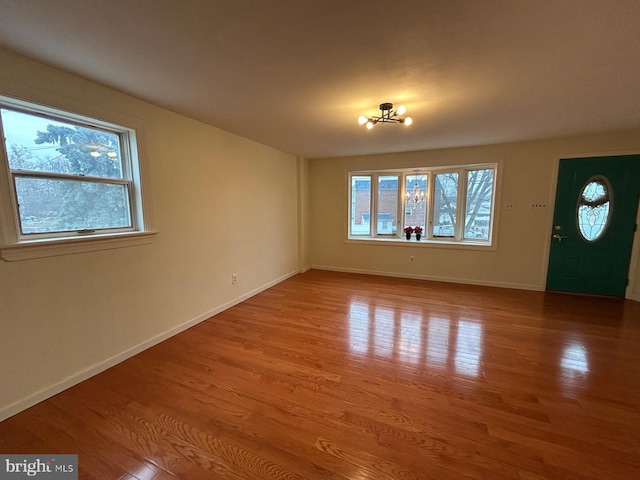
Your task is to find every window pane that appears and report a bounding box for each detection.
[577,176,611,242]
[433,172,458,237]
[15,176,131,234]
[1,108,123,179]
[464,169,493,240]
[377,175,398,235]
[351,175,371,235]
[404,174,427,233]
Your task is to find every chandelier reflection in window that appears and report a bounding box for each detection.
[406,171,425,210]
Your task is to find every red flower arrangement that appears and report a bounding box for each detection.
[413,226,423,234]
[404,226,414,234]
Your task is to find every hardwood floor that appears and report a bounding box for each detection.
[2,270,640,479]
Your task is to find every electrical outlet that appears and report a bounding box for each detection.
[504,203,514,210]
[409,256,415,263]
[232,274,238,285]
[530,203,547,209]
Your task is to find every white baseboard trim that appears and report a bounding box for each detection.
[309,265,543,292]
[0,269,299,422]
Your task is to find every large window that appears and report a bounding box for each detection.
[0,96,154,260]
[348,165,496,244]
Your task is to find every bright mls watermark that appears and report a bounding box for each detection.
[0,455,77,479]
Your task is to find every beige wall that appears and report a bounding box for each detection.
[309,134,640,298]
[0,49,300,418]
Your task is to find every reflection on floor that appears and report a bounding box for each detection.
[349,301,483,377]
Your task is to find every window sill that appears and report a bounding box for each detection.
[0,230,159,261]
[346,236,496,251]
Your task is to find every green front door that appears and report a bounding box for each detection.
[546,155,640,296]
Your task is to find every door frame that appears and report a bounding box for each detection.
[542,150,640,300]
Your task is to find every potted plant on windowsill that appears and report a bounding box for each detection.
[414,226,423,241]
[404,226,414,240]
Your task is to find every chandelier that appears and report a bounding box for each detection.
[406,172,425,209]
[358,103,413,129]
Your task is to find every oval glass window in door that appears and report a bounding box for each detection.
[576,176,612,242]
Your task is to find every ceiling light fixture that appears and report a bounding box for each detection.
[358,102,413,129]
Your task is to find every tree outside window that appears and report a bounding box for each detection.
[1,108,134,236]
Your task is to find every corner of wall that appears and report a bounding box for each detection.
[297,156,310,271]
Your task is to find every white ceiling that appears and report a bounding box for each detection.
[1,0,640,159]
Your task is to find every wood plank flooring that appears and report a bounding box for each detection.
[2,270,640,479]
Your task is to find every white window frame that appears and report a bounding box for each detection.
[349,172,404,239]
[347,163,497,247]
[0,95,156,261]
